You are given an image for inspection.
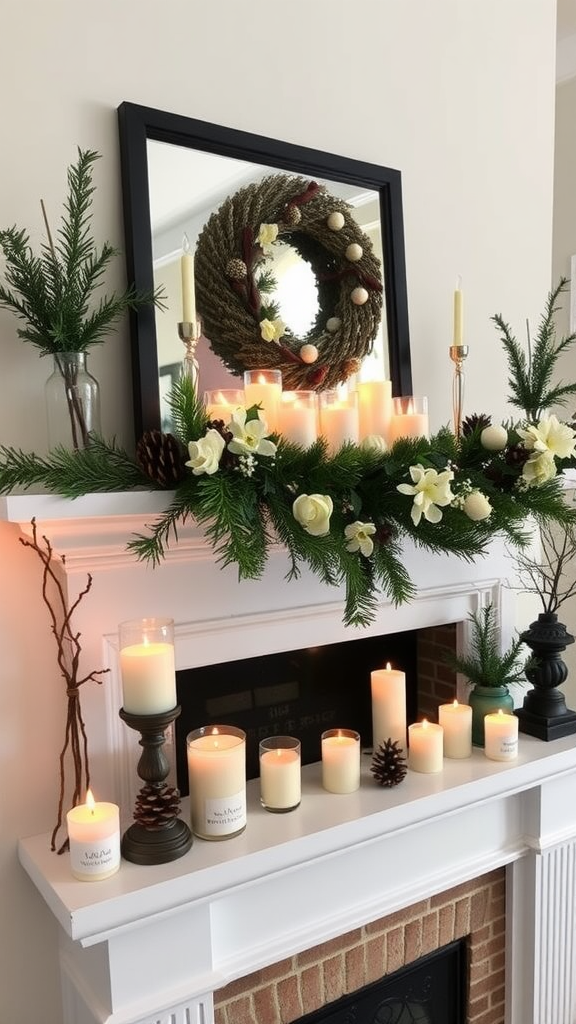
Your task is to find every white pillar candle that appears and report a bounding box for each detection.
[408,719,444,773]
[181,233,196,325]
[319,390,359,454]
[277,391,318,447]
[484,710,518,762]
[388,397,429,443]
[244,369,282,432]
[438,700,472,759]
[66,790,120,881]
[371,663,406,752]
[187,726,246,839]
[321,729,361,794]
[453,279,464,346]
[203,388,244,425]
[259,737,301,811]
[357,380,393,443]
[119,618,176,715]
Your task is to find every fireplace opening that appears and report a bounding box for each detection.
[297,940,467,1024]
[174,630,420,792]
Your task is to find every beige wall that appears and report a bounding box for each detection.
[0,2,557,1021]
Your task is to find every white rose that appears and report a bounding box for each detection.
[260,319,276,342]
[522,451,557,487]
[480,425,508,451]
[463,491,492,521]
[292,493,333,537]
[257,222,279,253]
[185,429,225,476]
[361,434,387,454]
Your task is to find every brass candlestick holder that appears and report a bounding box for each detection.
[178,321,200,397]
[119,705,192,865]
[449,344,469,439]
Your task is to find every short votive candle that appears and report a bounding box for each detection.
[243,369,282,432]
[319,390,359,454]
[186,725,246,839]
[408,719,444,773]
[484,710,518,762]
[259,736,301,812]
[203,388,244,424]
[321,728,361,793]
[389,396,429,443]
[277,390,318,447]
[118,617,176,715]
[438,700,472,759]
[66,790,120,881]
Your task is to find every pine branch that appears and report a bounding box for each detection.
[0,438,150,496]
[168,375,209,444]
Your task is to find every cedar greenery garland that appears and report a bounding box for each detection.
[195,173,383,390]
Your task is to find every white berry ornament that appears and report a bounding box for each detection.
[351,287,369,306]
[327,211,345,231]
[481,424,508,451]
[346,243,363,262]
[300,343,319,364]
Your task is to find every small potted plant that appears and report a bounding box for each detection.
[0,148,162,449]
[446,603,529,745]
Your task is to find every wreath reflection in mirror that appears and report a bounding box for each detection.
[195,174,383,391]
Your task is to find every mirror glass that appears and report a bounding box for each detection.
[118,103,412,437]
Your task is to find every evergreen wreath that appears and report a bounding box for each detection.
[194,173,383,391]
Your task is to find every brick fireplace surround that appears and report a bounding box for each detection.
[5,493,576,1024]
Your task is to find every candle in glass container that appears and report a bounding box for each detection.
[204,388,244,424]
[321,729,361,793]
[319,390,359,454]
[408,719,444,773]
[187,726,246,839]
[243,369,282,432]
[484,710,518,762]
[388,397,429,443]
[259,736,301,811]
[357,380,393,442]
[119,618,176,715]
[181,233,196,324]
[371,663,406,751]
[438,700,472,759]
[277,391,317,447]
[66,789,120,881]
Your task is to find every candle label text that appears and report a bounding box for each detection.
[70,834,121,877]
[203,790,246,836]
[497,738,518,758]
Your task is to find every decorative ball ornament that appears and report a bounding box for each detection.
[300,343,319,364]
[346,243,363,262]
[327,211,345,231]
[195,173,383,390]
[351,286,369,306]
[481,424,509,451]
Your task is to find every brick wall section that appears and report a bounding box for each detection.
[417,622,458,722]
[214,868,506,1024]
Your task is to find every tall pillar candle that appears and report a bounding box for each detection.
[187,725,246,839]
[119,618,177,715]
[259,736,301,811]
[66,790,121,881]
[371,663,406,751]
[243,369,282,433]
[408,719,444,773]
[438,700,472,758]
[357,380,393,443]
[319,390,359,454]
[321,729,361,793]
[484,710,518,762]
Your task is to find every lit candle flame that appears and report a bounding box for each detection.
[86,789,96,815]
[422,719,429,729]
[211,726,220,749]
[407,398,414,415]
[385,661,392,671]
[453,699,459,708]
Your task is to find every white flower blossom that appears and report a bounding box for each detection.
[522,451,557,487]
[344,521,376,557]
[463,491,492,521]
[260,317,286,343]
[227,408,277,458]
[185,429,225,476]
[397,464,454,527]
[292,493,333,537]
[518,415,576,460]
[361,434,387,454]
[257,222,279,253]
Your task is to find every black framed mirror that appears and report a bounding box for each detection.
[118,101,412,438]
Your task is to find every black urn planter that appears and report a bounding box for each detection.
[517,612,576,741]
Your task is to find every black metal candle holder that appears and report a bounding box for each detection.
[119,705,192,864]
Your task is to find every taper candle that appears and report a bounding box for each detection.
[181,233,196,325]
[453,278,463,346]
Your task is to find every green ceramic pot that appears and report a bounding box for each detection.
[468,684,514,746]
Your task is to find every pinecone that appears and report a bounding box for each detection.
[136,430,186,487]
[370,739,407,788]
[461,413,491,437]
[226,258,248,281]
[134,783,182,830]
[504,443,530,468]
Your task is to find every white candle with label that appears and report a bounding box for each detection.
[278,391,317,447]
[321,729,361,793]
[244,369,282,432]
[408,719,444,773]
[187,726,246,839]
[357,380,393,442]
[260,737,301,811]
[119,618,176,715]
[66,790,120,881]
[371,663,406,751]
[319,391,359,454]
[438,700,472,758]
[181,234,196,324]
[484,710,518,762]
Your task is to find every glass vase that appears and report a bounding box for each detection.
[45,352,101,450]
[468,684,514,747]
